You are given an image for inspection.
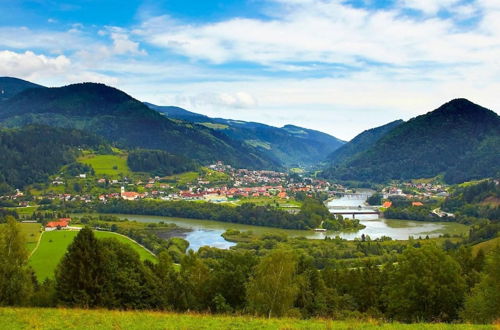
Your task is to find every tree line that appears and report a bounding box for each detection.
[62,198,357,231]
[1,218,498,324]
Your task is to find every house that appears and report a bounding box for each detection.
[45,218,71,231]
[412,202,424,207]
[277,191,287,199]
[382,201,392,208]
[121,187,142,201]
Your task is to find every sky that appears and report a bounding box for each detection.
[1,0,499,140]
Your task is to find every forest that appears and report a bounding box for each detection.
[127,149,199,177]
[0,125,107,190]
[1,218,498,324]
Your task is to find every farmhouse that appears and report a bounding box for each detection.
[45,218,71,231]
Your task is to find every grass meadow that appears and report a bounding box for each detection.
[29,230,156,280]
[0,308,494,330]
[78,154,131,177]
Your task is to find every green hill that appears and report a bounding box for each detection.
[321,99,500,183]
[0,82,279,170]
[326,119,403,165]
[0,308,491,329]
[29,230,156,280]
[0,125,107,189]
[147,104,345,167]
[0,77,45,100]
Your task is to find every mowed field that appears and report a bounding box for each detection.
[78,154,131,177]
[29,230,156,280]
[0,308,493,330]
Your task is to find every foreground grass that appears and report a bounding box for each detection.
[0,308,493,330]
[29,230,156,280]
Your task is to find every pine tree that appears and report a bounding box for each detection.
[55,227,106,307]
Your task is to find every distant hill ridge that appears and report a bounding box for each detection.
[146,104,345,167]
[0,81,280,170]
[321,98,500,184]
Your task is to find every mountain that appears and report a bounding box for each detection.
[0,77,45,100]
[321,99,500,184]
[0,82,280,170]
[146,104,345,167]
[326,119,404,165]
[144,102,209,121]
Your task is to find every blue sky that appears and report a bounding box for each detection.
[1,0,499,139]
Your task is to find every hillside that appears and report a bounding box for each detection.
[0,77,45,100]
[0,83,279,170]
[147,104,345,167]
[326,120,404,165]
[321,99,500,183]
[0,308,489,329]
[0,125,107,190]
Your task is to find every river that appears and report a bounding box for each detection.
[113,190,468,251]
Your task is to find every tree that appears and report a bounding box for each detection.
[0,216,34,305]
[246,249,299,318]
[383,245,466,322]
[55,227,107,307]
[461,245,500,324]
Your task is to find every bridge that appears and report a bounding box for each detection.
[331,192,372,199]
[328,206,380,219]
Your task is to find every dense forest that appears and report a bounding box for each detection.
[321,99,500,184]
[0,125,107,190]
[0,83,280,170]
[1,219,498,324]
[127,149,198,177]
[325,120,403,165]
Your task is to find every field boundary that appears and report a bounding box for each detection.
[29,230,44,258]
[95,230,156,258]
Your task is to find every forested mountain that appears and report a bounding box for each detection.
[0,77,45,100]
[127,149,199,177]
[321,99,500,183]
[326,120,404,165]
[0,83,279,170]
[0,125,106,190]
[147,104,345,167]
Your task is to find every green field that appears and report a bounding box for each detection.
[19,223,42,253]
[472,237,500,256]
[200,122,229,129]
[78,154,131,177]
[0,308,492,330]
[165,171,199,185]
[29,230,156,280]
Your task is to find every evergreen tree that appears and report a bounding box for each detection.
[55,227,106,307]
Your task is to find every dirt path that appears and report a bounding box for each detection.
[29,231,44,258]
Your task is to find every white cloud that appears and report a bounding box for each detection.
[0,50,70,79]
[173,91,258,109]
[137,0,500,73]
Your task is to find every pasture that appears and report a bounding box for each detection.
[78,154,131,177]
[29,230,156,280]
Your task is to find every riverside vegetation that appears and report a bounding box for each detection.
[0,216,499,325]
